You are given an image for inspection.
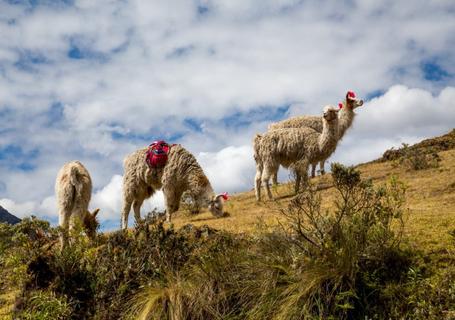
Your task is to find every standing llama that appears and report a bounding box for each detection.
[268,91,363,182]
[56,161,99,249]
[121,143,226,229]
[254,106,339,201]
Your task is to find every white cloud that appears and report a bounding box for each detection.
[0,195,57,219]
[198,145,255,194]
[91,175,123,219]
[0,198,35,219]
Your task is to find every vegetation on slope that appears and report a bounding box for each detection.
[1,129,454,319]
[0,162,454,319]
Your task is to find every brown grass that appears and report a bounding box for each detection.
[172,148,455,254]
[0,290,16,320]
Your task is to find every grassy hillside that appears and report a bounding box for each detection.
[1,129,454,320]
[173,130,455,253]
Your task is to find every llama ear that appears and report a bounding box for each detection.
[92,208,100,217]
[215,193,229,201]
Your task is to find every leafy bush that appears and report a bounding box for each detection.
[0,217,58,290]
[385,143,441,170]
[91,222,203,318]
[14,290,72,320]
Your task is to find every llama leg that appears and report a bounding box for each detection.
[272,170,278,186]
[163,188,181,223]
[262,165,276,200]
[59,209,71,250]
[255,162,263,201]
[311,163,316,178]
[299,161,310,190]
[294,160,309,193]
[295,171,301,194]
[121,194,133,230]
[132,198,144,225]
[320,160,325,175]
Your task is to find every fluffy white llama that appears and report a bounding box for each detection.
[268,91,363,181]
[121,144,226,229]
[254,106,340,201]
[55,161,99,249]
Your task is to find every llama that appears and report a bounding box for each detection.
[121,144,226,229]
[254,106,339,201]
[268,91,363,181]
[55,161,99,249]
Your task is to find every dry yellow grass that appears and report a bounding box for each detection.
[0,290,16,320]
[172,148,455,253]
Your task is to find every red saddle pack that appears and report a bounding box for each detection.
[146,140,171,168]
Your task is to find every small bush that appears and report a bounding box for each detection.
[14,290,72,320]
[388,143,441,170]
[0,217,58,291]
[275,163,410,318]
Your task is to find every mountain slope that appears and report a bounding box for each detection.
[172,129,455,253]
[0,206,21,225]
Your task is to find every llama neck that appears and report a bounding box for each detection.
[318,119,338,155]
[188,171,214,202]
[338,101,356,138]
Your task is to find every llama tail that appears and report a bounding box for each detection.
[253,134,262,146]
[253,134,263,161]
[69,166,84,199]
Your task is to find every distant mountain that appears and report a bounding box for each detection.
[0,205,21,225]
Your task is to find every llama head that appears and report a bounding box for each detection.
[83,208,100,241]
[323,106,340,122]
[345,91,363,109]
[208,193,228,217]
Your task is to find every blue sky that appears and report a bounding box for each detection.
[0,0,454,230]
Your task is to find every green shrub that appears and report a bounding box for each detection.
[392,143,441,170]
[15,290,72,320]
[0,217,58,291]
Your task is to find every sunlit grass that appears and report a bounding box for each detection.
[173,148,455,254]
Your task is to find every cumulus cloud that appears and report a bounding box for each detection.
[198,145,255,193]
[0,195,57,219]
[91,175,124,219]
[0,199,35,219]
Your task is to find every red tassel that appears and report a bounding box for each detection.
[347,91,356,98]
[338,103,343,109]
[222,192,229,201]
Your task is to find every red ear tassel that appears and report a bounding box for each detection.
[338,103,343,109]
[347,91,356,99]
[222,192,229,201]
